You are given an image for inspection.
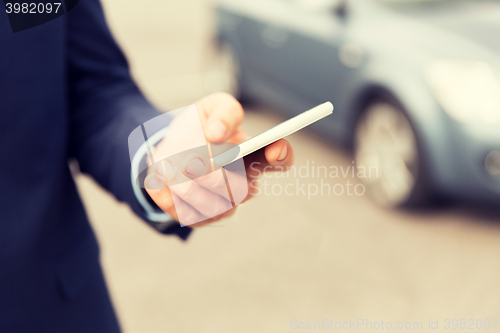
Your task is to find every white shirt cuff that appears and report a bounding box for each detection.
[130,126,174,223]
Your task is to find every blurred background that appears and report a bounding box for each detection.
[76,0,500,332]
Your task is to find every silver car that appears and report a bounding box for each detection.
[216,0,500,207]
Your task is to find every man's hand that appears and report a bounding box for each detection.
[144,92,294,227]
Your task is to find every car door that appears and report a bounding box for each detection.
[241,0,347,106]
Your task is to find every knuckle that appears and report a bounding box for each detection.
[207,171,227,192]
[215,91,235,102]
[232,102,244,119]
[217,92,243,116]
[175,181,196,198]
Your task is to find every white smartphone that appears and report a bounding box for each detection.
[212,102,334,167]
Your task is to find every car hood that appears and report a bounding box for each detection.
[391,1,500,55]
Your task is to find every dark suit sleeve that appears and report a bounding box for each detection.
[65,0,191,240]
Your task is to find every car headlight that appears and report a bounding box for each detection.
[425,59,500,125]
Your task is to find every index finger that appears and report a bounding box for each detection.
[196,92,244,142]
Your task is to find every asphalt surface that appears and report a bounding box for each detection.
[74,1,500,332]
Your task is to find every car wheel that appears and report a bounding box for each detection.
[354,101,428,208]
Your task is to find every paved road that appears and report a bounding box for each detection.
[75,1,500,332]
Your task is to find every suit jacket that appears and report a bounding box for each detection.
[0,1,190,331]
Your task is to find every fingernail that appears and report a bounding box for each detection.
[156,160,176,180]
[185,158,208,178]
[146,175,166,192]
[205,120,227,142]
[277,145,288,161]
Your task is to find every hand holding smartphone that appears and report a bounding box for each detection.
[140,97,333,226]
[212,102,334,167]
